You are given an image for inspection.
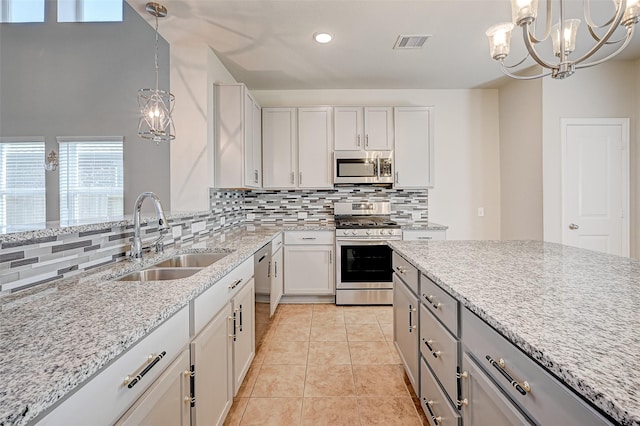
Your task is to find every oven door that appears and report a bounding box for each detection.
[336,239,394,289]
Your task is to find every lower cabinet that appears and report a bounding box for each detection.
[115,349,192,426]
[232,278,255,394]
[393,273,419,393]
[283,231,334,295]
[270,239,284,316]
[191,303,234,426]
[420,358,461,426]
[402,229,447,241]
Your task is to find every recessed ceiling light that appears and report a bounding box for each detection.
[313,32,333,44]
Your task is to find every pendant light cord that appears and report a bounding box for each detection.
[154,13,159,92]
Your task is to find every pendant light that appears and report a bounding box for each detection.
[138,2,175,143]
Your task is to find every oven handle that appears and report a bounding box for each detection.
[336,238,401,244]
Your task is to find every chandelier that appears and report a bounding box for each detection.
[138,2,175,143]
[486,0,640,80]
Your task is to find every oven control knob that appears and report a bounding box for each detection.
[366,229,372,236]
[380,229,387,235]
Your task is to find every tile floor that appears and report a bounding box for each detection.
[223,304,429,426]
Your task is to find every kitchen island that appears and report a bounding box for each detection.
[388,240,640,425]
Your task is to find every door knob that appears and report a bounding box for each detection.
[569,223,579,230]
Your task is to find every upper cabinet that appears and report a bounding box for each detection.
[214,83,262,189]
[334,107,393,151]
[263,107,333,189]
[394,107,434,188]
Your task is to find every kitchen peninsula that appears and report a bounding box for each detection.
[389,240,640,425]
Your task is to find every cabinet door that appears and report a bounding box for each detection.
[334,106,363,150]
[394,107,434,188]
[364,107,393,150]
[262,108,297,188]
[115,349,191,426]
[284,245,334,295]
[270,246,284,316]
[214,84,244,188]
[233,278,255,394]
[461,352,533,426]
[191,303,233,426]
[393,275,419,393]
[298,107,332,188]
[252,100,262,187]
[243,91,261,188]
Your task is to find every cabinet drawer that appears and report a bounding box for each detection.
[392,251,419,295]
[284,230,334,245]
[420,304,459,402]
[420,358,461,426]
[271,232,283,254]
[403,229,447,241]
[462,309,611,426]
[420,275,459,337]
[38,307,190,425]
[193,257,254,336]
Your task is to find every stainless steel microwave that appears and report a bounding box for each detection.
[334,151,393,184]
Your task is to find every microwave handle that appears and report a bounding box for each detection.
[376,156,381,180]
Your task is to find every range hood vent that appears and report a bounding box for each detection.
[393,34,431,49]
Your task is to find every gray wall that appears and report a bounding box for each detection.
[0,1,171,224]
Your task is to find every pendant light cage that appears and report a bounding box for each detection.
[138,2,175,143]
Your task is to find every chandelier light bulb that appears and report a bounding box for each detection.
[486,23,514,60]
[511,0,538,25]
[551,19,581,57]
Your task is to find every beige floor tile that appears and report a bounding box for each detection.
[310,323,348,342]
[279,304,314,313]
[356,397,422,426]
[352,365,409,397]
[278,312,313,326]
[240,397,303,426]
[252,364,307,397]
[223,397,249,426]
[375,306,394,324]
[312,309,345,325]
[312,303,343,312]
[301,397,360,426]
[349,341,395,364]
[273,322,311,342]
[263,340,309,365]
[307,341,351,365]
[236,363,262,398]
[387,341,403,365]
[304,364,355,397]
[379,322,394,342]
[343,307,381,324]
[346,323,386,341]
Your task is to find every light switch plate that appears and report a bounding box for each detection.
[478,207,485,217]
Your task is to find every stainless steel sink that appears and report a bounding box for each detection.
[116,267,202,282]
[152,252,230,268]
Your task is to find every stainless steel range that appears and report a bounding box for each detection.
[334,201,401,305]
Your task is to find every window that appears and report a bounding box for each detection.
[0,0,45,23]
[58,137,123,226]
[57,0,122,23]
[0,138,46,233]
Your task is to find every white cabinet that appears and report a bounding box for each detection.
[298,107,333,188]
[115,349,191,426]
[270,233,284,316]
[232,278,255,394]
[394,106,434,188]
[191,303,233,426]
[283,231,335,295]
[214,83,262,189]
[403,229,447,241]
[262,107,332,189]
[262,107,297,188]
[334,106,393,151]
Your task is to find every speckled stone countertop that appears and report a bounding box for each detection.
[388,240,640,426]
[401,222,448,231]
[0,225,284,426]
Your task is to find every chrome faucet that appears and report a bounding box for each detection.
[129,192,169,261]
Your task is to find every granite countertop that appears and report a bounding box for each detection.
[401,222,448,231]
[388,240,640,426]
[0,225,283,426]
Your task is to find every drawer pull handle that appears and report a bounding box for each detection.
[456,398,469,407]
[423,398,442,425]
[417,236,433,240]
[486,355,531,395]
[423,294,442,310]
[395,266,406,274]
[408,304,416,332]
[239,304,243,332]
[422,338,441,358]
[302,237,317,240]
[228,278,243,290]
[125,351,166,389]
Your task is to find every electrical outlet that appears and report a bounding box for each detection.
[171,225,182,239]
[298,212,308,219]
[478,207,485,217]
[220,216,226,226]
[191,221,206,233]
[246,213,256,220]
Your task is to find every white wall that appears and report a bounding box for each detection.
[170,45,236,211]
[252,89,502,240]
[634,59,640,259]
[541,61,638,257]
[498,78,543,240]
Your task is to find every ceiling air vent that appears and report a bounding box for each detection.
[393,34,431,49]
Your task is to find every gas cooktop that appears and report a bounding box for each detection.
[335,216,401,229]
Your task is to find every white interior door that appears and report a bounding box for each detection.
[561,118,629,256]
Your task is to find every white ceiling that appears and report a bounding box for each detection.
[126,0,640,90]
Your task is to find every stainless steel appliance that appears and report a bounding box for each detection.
[254,242,272,347]
[335,201,401,305]
[334,151,393,185]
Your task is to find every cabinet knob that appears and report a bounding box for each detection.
[569,223,579,230]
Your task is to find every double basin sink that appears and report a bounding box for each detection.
[117,252,231,282]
